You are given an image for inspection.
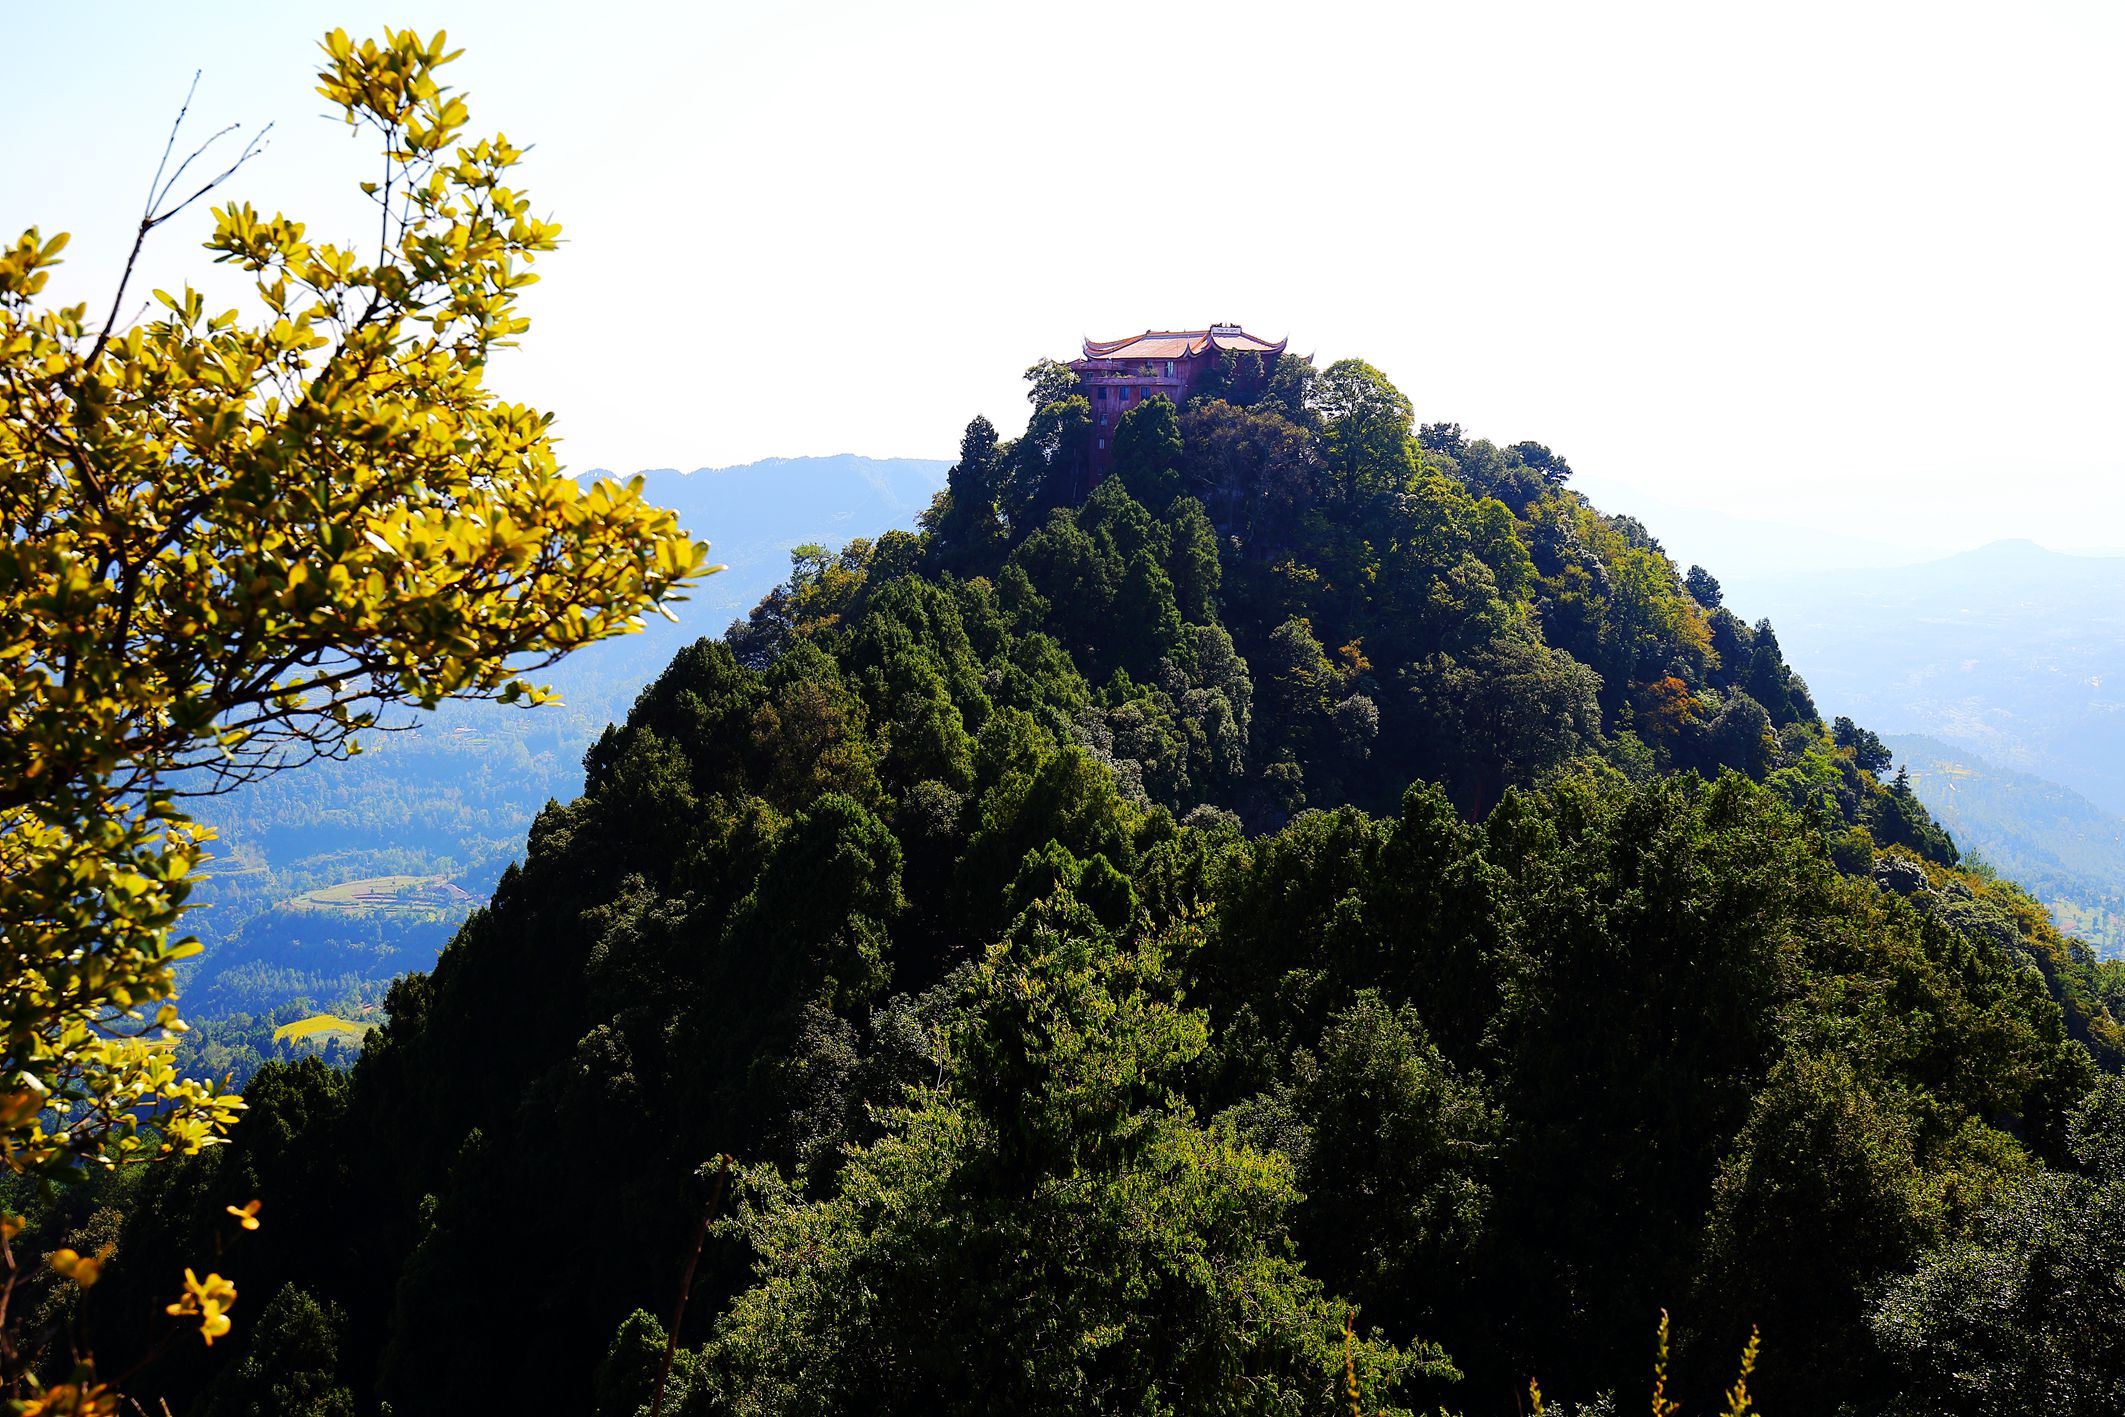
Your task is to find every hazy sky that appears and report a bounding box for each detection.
[11,2,2121,566]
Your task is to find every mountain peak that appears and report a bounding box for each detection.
[1962,537,2052,559]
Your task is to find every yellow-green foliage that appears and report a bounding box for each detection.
[0,26,714,1180]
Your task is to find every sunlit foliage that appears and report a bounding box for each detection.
[0,29,710,1180]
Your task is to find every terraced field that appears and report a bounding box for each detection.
[285,874,485,917]
[272,1014,375,1049]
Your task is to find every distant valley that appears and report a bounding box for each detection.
[1886,733,2125,957]
[1730,540,2125,814]
[1722,540,2125,956]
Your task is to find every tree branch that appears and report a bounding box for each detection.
[86,75,272,372]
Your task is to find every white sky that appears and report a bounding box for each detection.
[10,1,2121,564]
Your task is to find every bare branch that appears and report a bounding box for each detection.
[147,123,273,234]
[148,121,240,216]
[86,71,273,371]
[141,71,203,217]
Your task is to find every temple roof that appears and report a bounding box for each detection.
[1078,325,1288,363]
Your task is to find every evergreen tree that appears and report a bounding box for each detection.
[930,415,1008,570]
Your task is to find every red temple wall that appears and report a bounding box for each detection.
[1077,352,1209,476]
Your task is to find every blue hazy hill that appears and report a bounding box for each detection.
[1734,540,2125,816]
[555,456,952,709]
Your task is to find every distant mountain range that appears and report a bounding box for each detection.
[1705,538,2125,957]
[181,455,948,1013]
[1728,540,2125,816]
[559,456,951,711]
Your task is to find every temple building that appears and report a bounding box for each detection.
[1070,324,1290,474]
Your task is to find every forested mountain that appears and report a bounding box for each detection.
[44,354,2125,1415]
[176,455,947,1015]
[1888,732,2125,957]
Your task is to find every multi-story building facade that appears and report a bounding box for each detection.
[1070,325,1289,475]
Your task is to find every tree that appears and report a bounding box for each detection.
[1443,439,1547,511]
[1312,359,1416,503]
[1022,356,1079,413]
[1256,617,1339,745]
[1868,767,1958,864]
[1163,495,1222,625]
[1188,348,1272,408]
[928,416,1007,570]
[0,29,711,1179]
[1692,1051,1944,1411]
[698,897,1452,1416]
[1872,1076,2125,1415]
[1232,993,1497,1343]
[1004,394,1092,531]
[1255,353,1320,428]
[1403,629,1603,814]
[1704,691,1775,777]
[1833,715,1894,776]
[1509,440,1574,486]
[1684,564,1723,608]
[1111,393,1183,508]
[1481,774,1816,1398]
[1417,422,1466,459]
[1177,397,1313,547]
[1744,618,1814,726]
[1603,546,1704,682]
[197,1283,357,1417]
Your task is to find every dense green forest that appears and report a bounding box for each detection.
[24,352,2125,1414]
